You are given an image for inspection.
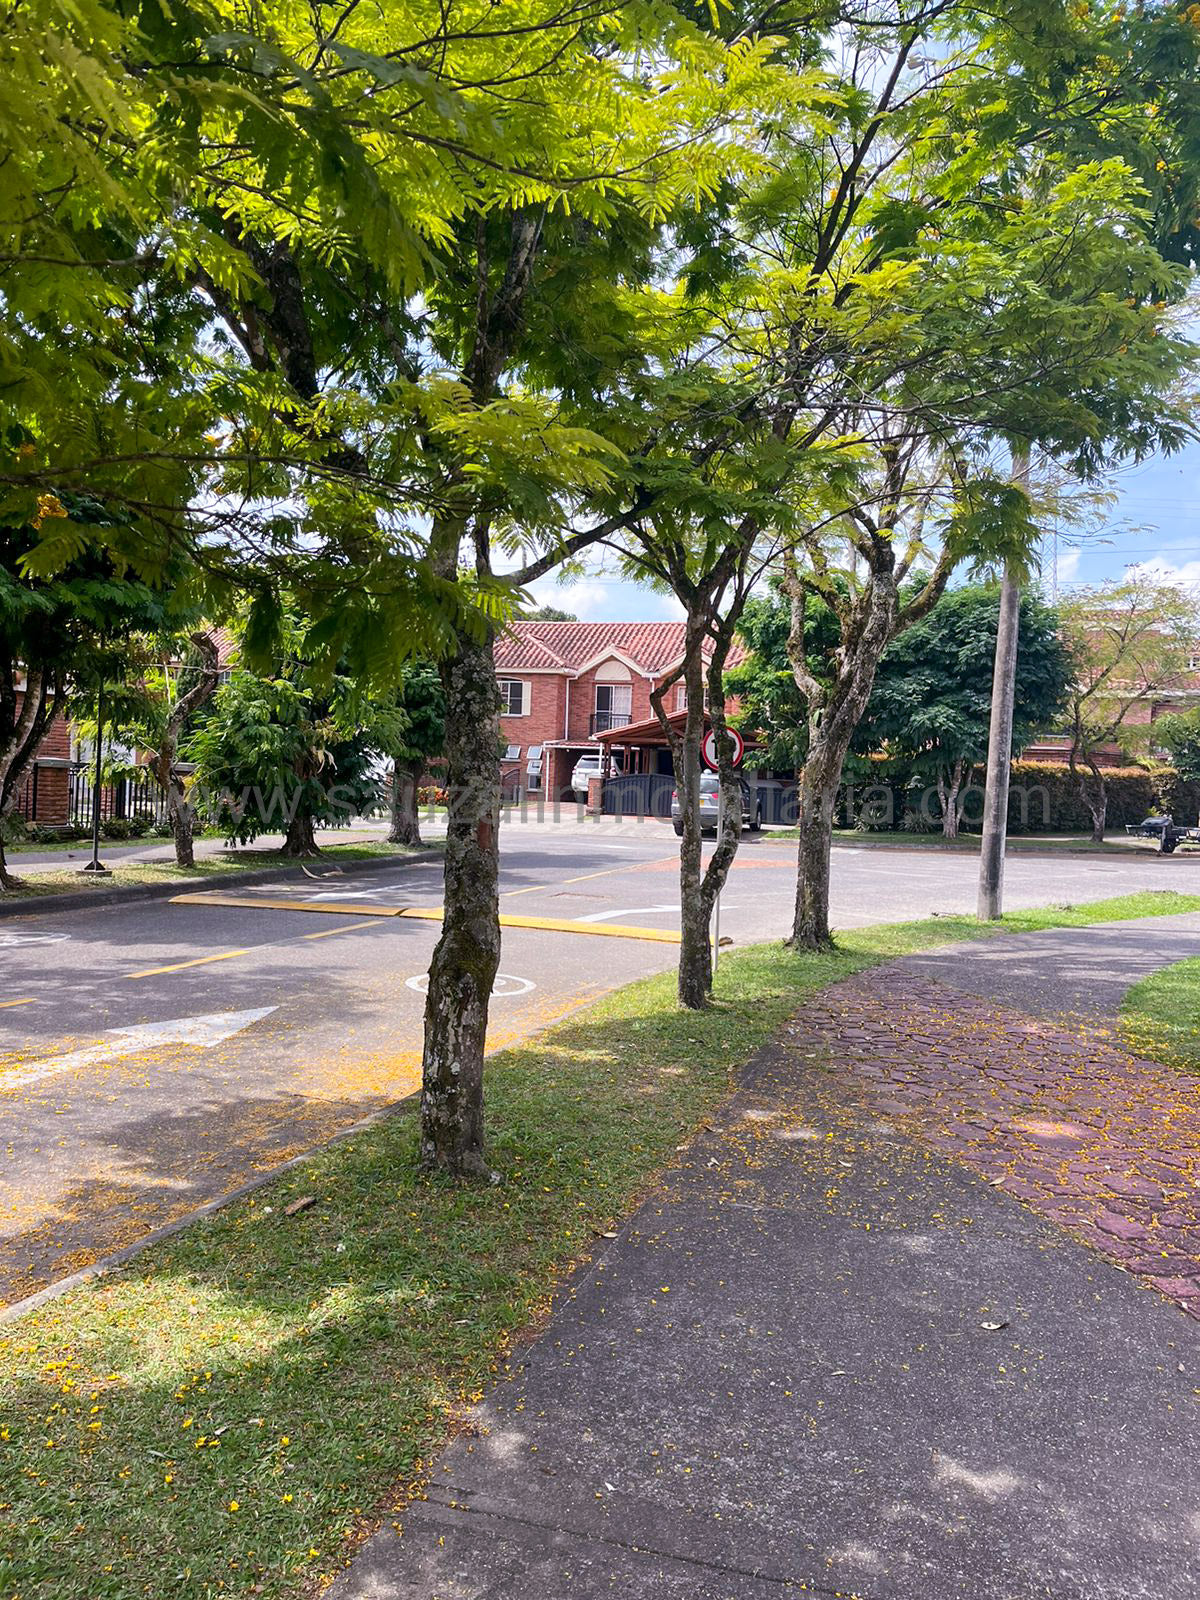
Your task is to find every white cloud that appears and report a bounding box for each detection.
[1054,545,1083,584]
[1126,558,1200,590]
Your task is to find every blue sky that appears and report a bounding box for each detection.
[524,435,1200,621]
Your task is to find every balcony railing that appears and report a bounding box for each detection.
[590,709,632,735]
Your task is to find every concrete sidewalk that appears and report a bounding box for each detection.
[333,955,1200,1600]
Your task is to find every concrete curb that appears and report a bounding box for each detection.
[0,847,444,920]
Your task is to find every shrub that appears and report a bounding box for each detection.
[101,818,133,841]
[0,813,29,845]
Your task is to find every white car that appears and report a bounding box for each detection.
[570,751,622,801]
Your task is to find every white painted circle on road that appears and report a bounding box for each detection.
[0,930,71,947]
[405,972,536,998]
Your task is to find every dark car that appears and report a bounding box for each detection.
[671,772,761,836]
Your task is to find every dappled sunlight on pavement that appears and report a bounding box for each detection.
[785,969,1200,1315]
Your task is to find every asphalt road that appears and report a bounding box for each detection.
[0,815,1195,1305]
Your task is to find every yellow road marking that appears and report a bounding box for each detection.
[171,893,403,916]
[396,907,681,944]
[300,919,382,941]
[170,892,680,944]
[0,998,36,1009]
[126,949,253,979]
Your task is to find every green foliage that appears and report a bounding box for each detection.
[186,658,392,845]
[390,665,446,767]
[1058,579,1200,764]
[1154,707,1200,782]
[863,586,1071,780]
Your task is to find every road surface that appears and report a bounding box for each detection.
[0,815,1193,1304]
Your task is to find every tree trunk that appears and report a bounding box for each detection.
[419,633,502,1178]
[939,760,964,839]
[167,779,195,868]
[281,810,319,856]
[674,642,711,1010]
[792,738,842,949]
[388,757,423,847]
[1085,759,1107,843]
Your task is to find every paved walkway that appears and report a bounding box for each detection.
[896,912,1200,1021]
[333,932,1200,1600]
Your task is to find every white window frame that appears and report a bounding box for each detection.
[498,678,530,717]
[594,681,632,718]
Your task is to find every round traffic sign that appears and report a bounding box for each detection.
[701,727,744,771]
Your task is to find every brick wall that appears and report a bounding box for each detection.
[498,673,567,755]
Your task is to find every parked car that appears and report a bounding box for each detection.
[671,772,761,836]
[570,750,622,801]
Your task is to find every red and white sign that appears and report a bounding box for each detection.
[701,727,744,771]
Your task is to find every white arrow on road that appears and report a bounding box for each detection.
[0,1007,278,1092]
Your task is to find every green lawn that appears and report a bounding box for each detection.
[2,892,1199,1598]
[0,839,436,900]
[1120,957,1200,1074]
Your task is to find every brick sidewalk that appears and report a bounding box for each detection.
[783,968,1200,1316]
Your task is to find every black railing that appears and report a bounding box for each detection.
[12,768,37,821]
[590,710,632,735]
[68,767,170,829]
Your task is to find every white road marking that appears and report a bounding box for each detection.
[0,1006,278,1091]
[404,973,536,998]
[0,931,71,947]
[575,904,681,924]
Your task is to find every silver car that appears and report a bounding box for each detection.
[671,772,760,836]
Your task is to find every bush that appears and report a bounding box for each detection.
[125,815,152,838]
[0,813,29,845]
[151,821,173,838]
[101,818,133,841]
[417,785,448,806]
[1004,762,1157,834]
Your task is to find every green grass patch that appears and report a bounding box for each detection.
[2,892,1197,1597]
[1120,956,1200,1074]
[0,840,437,900]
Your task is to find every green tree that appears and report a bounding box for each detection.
[386,665,446,848]
[864,587,1071,837]
[1059,578,1200,841]
[0,510,176,888]
[187,660,392,857]
[1155,707,1200,783]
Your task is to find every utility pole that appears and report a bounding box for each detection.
[80,674,110,876]
[976,447,1029,921]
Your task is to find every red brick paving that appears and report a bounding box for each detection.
[785,969,1200,1315]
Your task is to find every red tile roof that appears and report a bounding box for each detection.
[495,621,745,675]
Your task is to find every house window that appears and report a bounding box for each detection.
[525,744,543,791]
[593,682,632,732]
[503,744,522,762]
[1188,654,1200,671]
[674,683,687,712]
[498,679,529,716]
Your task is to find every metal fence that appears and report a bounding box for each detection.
[68,768,170,829]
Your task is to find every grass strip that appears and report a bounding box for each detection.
[0,840,436,900]
[1119,956,1200,1074]
[2,892,1198,1598]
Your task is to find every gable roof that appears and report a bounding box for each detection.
[495,621,745,676]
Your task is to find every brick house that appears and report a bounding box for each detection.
[495,621,746,799]
[10,627,238,829]
[1023,647,1200,767]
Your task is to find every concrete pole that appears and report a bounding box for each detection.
[976,447,1029,921]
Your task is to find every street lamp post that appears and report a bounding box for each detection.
[80,675,110,876]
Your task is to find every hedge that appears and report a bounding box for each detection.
[845,761,1194,835]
